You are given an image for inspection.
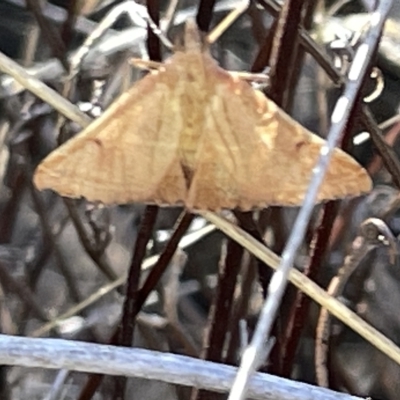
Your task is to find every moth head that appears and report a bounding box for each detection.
[183,19,208,53]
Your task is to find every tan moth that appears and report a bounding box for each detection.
[34,20,372,211]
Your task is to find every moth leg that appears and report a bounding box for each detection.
[228,71,270,85]
[129,58,164,71]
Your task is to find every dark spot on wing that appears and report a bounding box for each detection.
[89,138,103,147]
[295,140,307,151]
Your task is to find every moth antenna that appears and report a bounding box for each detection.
[184,19,203,52]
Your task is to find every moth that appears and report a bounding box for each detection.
[34,20,372,211]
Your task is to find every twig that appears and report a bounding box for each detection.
[284,0,318,113]
[28,175,83,305]
[205,0,249,44]
[63,199,118,281]
[267,0,318,373]
[0,261,49,323]
[234,212,271,296]
[68,0,172,82]
[196,0,217,32]
[224,1,392,398]
[26,213,69,290]
[0,0,245,99]
[31,222,215,337]
[268,0,307,107]
[43,369,70,400]
[225,254,257,364]
[79,212,195,399]
[0,51,90,126]
[136,212,194,311]
[6,0,104,36]
[315,218,398,387]
[257,0,344,84]
[146,0,162,63]
[25,0,69,70]
[194,239,244,400]
[378,114,400,130]
[198,211,400,373]
[362,106,400,189]
[0,334,366,400]
[280,201,339,377]
[115,205,158,398]
[162,0,179,32]
[162,250,198,356]
[60,0,80,47]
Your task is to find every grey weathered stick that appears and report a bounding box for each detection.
[0,334,364,400]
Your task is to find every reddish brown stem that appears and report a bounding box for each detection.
[114,205,159,399]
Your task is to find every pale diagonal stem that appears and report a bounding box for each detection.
[210,2,392,399]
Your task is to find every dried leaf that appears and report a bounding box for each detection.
[34,21,372,211]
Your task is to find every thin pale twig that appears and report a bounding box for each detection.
[31,223,216,338]
[198,211,400,376]
[315,218,398,387]
[224,2,391,398]
[162,0,180,32]
[0,51,90,127]
[43,369,70,400]
[205,0,249,44]
[378,114,400,130]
